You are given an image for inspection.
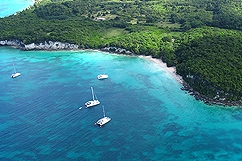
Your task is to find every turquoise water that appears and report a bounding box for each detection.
[1,2,242,161]
[0,0,34,18]
[0,47,242,160]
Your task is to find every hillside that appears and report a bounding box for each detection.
[0,0,241,106]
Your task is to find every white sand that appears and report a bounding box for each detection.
[140,56,184,84]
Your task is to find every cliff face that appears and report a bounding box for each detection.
[0,40,78,50]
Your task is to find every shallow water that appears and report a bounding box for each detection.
[0,0,34,18]
[0,47,242,160]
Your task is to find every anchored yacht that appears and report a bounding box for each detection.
[95,105,111,127]
[84,87,100,108]
[97,74,108,80]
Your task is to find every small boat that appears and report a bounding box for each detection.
[11,63,21,78]
[11,72,21,78]
[97,74,108,80]
[95,105,111,127]
[84,87,100,108]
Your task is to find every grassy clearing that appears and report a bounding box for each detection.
[130,18,138,25]
[102,28,129,39]
[159,22,181,28]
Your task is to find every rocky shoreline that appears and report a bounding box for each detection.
[100,47,242,107]
[1,40,241,107]
[0,40,78,50]
[100,47,133,55]
[181,81,242,107]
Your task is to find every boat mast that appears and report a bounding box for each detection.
[12,63,16,73]
[91,87,94,101]
[102,105,106,117]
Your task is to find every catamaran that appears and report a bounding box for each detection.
[97,74,108,80]
[97,68,108,80]
[11,63,21,78]
[95,105,111,127]
[84,87,100,108]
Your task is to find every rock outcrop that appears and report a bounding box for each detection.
[0,40,78,50]
[101,47,133,55]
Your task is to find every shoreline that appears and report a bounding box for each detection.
[0,41,241,107]
[98,51,241,107]
[141,55,184,84]
[140,56,242,107]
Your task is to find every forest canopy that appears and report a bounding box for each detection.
[0,0,241,105]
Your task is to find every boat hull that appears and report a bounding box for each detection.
[11,72,21,78]
[95,117,111,127]
[85,100,100,108]
[97,74,108,80]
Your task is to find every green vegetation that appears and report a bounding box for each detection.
[176,27,242,101]
[0,0,241,104]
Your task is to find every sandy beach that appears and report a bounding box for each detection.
[139,55,242,107]
[140,55,184,84]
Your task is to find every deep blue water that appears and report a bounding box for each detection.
[0,47,242,160]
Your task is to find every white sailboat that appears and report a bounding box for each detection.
[97,68,108,80]
[11,63,21,78]
[97,74,108,80]
[84,87,100,108]
[95,105,111,127]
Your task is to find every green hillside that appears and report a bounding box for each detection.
[0,0,241,105]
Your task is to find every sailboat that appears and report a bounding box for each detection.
[84,87,100,108]
[95,105,111,127]
[11,63,21,78]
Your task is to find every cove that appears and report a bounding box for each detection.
[0,47,242,160]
